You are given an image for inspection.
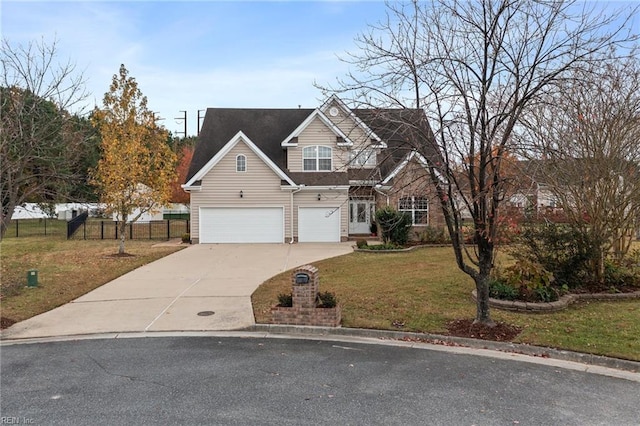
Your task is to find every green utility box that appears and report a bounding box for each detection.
[27,269,38,287]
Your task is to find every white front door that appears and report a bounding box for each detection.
[349,200,374,234]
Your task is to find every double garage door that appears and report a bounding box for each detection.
[199,207,340,243]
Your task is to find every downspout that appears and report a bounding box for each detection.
[290,186,303,244]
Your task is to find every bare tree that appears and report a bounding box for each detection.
[1,38,90,238]
[324,0,637,325]
[517,50,640,282]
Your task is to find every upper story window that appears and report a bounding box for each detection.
[399,196,429,226]
[303,145,332,171]
[350,148,376,168]
[236,154,246,172]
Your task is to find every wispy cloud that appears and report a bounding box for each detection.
[3,0,387,135]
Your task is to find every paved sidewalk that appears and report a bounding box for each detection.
[1,243,353,339]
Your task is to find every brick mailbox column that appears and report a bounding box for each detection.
[271,264,341,327]
[292,265,319,308]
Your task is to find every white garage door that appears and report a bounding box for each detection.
[298,207,341,242]
[200,207,284,243]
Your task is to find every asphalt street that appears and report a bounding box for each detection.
[1,336,639,425]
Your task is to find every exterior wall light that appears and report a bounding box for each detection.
[240,190,243,198]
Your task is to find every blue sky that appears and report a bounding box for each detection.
[2,1,637,137]
[2,1,388,136]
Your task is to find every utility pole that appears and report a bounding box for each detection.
[175,110,187,138]
[197,109,206,136]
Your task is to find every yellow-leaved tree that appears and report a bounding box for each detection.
[91,64,177,254]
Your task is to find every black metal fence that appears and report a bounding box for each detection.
[5,218,189,240]
[4,218,67,238]
[69,219,190,240]
[67,211,89,238]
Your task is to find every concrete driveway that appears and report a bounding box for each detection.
[1,243,353,340]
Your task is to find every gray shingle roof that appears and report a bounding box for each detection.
[186,107,439,186]
[186,108,313,183]
[353,109,441,180]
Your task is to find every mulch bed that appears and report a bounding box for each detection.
[446,318,522,342]
[1,317,17,330]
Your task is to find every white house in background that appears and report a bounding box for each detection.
[110,203,189,222]
[11,203,101,220]
[111,209,163,223]
[12,203,189,222]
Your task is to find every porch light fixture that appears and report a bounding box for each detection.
[240,190,243,198]
[317,194,321,201]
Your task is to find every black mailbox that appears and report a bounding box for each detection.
[295,273,310,284]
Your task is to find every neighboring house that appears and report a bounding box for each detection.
[182,96,445,243]
[111,208,163,223]
[506,160,574,221]
[11,203,99,220]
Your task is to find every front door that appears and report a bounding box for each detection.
[349,200,374,234]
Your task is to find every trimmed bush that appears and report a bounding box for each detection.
[488,278,519,301]
[605,261,640,288]
[359,243,403,251]
[513,223,601,288]
[317,291,337,308]
[356,239,368,249]
[277,293,293,307]
[375,206,411,246]
[415,226,449,244]
[493,259,559,302]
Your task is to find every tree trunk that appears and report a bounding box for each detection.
[474,274,496,327]
[118,217,127,255]
[1,205,16,241]
[474,237,496,327]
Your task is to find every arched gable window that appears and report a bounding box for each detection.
[303,146,332,171]
[236,154,246,172]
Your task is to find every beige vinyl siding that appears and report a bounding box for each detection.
[325,101,372,152]
[190,141,291,241]
[288,116,350,172]
[293,191,349,240]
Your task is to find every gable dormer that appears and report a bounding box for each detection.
[320,95,386,150]
[281,109,352,147]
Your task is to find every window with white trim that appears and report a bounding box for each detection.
[236,154,246,172]
[399,196,429,225]
[303,145,332,171]
[349,148,376,168]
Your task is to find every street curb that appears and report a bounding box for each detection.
[2,326,638,374]
[244,324,640,373]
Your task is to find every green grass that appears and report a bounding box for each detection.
[252,245,640,361]
[3,235,638,361]
[1,237,184,323]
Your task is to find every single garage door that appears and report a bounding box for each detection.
[298,207,341,242]
[200,207,284,243]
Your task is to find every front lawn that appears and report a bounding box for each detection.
[0,237,184,325]
[252,246,640,361]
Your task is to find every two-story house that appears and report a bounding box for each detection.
[182,96,444,243]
